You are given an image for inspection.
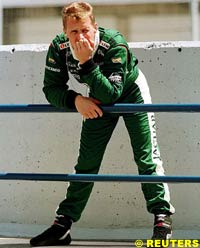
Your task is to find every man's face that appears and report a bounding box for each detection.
[64,16,97,49]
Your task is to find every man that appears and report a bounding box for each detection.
[30,2,175,246]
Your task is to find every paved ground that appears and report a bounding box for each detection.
[1,237,200,248]
[1,224,200,248]
[0,238,135,248]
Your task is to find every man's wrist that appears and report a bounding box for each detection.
[79,56,92,65]
[79,58,97,74]
[75,94,82,104]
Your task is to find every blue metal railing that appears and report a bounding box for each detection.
[0,172,199,183]
[0,103,200,183]
[0,103,200,113]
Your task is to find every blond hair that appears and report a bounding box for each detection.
[62,2,95,29]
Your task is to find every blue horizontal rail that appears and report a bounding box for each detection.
[0,173,199,183]
[1,104,200,184]
[1,103,200,113]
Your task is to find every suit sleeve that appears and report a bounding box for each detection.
[79,45,128,104]
[43,43,80,109]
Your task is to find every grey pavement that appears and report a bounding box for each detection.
[0,224,200,248]
[1,223,200,240]
[0,238,135,248]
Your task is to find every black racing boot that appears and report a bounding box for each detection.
[30,216,72,246]
[152,214,172,240]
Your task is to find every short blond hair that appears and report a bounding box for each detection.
[62,2,95,29]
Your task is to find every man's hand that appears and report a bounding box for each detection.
[73,37,93,64]
[75,95,103,119]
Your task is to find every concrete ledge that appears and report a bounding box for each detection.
[1,41,200,53]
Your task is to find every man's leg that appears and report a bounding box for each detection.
[56,114,119,221]
[30,114,119,246]
[123,112,175,215]
[123,111,175,240]
[122,70,175,240]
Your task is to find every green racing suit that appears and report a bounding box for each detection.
[43,27,175,222]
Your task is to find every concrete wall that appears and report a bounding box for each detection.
[0,42,200,235]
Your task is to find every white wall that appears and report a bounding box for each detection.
[0,42,200,235]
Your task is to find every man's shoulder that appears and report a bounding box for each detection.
[99,27,120,39]
[50,33,69,51]
[99,27,127,46]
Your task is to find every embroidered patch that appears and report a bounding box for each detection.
[99,40,110,50]
[48,57,56,64]
[59,42,69,50]
[108,73,122,83]
[45,65,60,73]
[111,57,122,63]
